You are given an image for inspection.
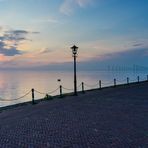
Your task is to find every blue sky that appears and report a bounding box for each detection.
[0,0,148,69]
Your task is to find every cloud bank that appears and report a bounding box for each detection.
[0,28,39,56]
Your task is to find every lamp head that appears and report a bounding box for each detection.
[71,45,78,55]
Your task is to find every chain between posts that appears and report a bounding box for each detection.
[84,83,99,88]
[130,78,138,82]
[62,86,73,91]
[0,75,148,103]
[78,83,82,88]
[34,90,46,95]
[47,87,59,94]
[101,80,114,85]
[0,90,31,102]
[116,78,127,83]
[34,87,59,95]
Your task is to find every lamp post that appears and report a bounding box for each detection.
[71,45,78,95]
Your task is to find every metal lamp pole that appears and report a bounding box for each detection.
[71,45,78,95]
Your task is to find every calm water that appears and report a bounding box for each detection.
[0,70,148,107]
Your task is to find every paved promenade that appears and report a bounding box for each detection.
[0,82,148,148]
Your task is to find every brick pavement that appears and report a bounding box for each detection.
[0,82,148,147]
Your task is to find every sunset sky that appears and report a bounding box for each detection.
[0,0,148,69]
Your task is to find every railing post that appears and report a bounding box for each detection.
[60,85,62,97]
[114,79,116,87]
[137,76,140,83]
[82,82,85,93]
[99,80,102,89]
[32,88,35,104]
[127,77,129,85]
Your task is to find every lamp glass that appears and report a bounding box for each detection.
[72,48,77,55]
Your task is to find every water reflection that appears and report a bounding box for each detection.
[0,70,147,107]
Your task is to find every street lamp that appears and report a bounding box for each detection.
[71,45,78,95]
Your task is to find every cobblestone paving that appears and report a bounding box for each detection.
[0,82,148,148]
